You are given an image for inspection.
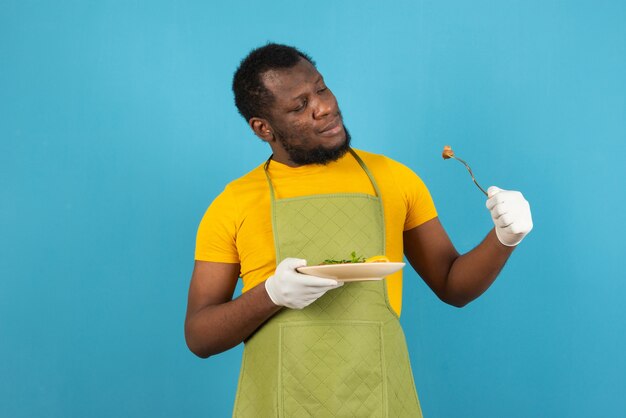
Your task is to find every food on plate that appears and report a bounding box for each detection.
[321,252,390,265]
[365,255,390,263]
[442,145,454,159]
[321,251,366,265]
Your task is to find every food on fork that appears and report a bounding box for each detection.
[442,145,454,159]
[441,144,488,196]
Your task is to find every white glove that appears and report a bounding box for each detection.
[265,258,344,309]
[486,186,533,247]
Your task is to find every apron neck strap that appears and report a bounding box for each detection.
[263,156,277,203]
[347,148,382,198]
[263,148,382,198]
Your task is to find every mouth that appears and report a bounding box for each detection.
[318,117,343,137]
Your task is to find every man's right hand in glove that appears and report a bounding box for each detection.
[265,258,344,309]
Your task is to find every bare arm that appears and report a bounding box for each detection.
[184,261,282,358]
[403,217,514,307]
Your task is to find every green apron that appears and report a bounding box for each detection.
[233,149,423,417]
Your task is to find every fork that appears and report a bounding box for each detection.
[442,146,488,196]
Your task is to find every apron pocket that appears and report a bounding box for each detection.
[279,321,387,418]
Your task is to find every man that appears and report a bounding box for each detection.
[185,43,532,417]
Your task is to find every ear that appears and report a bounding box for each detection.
[249,117,274,143]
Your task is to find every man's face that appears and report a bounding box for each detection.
[261,58,350,165]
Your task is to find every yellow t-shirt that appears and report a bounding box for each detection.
[195,149,437,316]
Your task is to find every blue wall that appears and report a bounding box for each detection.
[2,1,625,417]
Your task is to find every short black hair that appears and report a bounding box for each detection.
[232,43,316,122]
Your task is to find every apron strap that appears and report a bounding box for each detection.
[263,148,382,198]
[263,156,277,203]
[348,148,383,198]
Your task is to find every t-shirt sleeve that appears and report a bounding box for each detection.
[388,158,438,231]
[194,185,240,263]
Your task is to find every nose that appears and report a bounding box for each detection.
[312,92,335,120]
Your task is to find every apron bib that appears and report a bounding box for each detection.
[233,149,423,417]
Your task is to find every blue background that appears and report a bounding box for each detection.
[2,1,625,417]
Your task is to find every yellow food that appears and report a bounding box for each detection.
[365,255,390,263]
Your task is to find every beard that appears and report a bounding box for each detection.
[275,125,352,166]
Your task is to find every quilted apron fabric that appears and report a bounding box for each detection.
[233,149,423,417]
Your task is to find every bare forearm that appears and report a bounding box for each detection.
[444,229,515,307]
[185,282,281,358]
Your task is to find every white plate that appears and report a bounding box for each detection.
[297,262,405,282]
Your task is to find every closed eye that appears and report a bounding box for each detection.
[292,98,307,112]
